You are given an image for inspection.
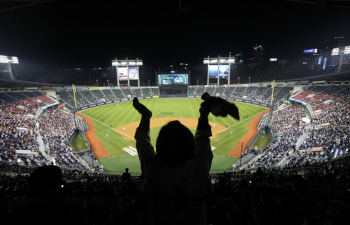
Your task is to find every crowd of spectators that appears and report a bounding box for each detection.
[246,129,302,168]
[271,103,306,132]
[0,105,48,168]
[39,109,87,170]
[1,158,349,225]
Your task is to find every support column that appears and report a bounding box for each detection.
[207,56,210,85]
[127,58,130,87]
[137,57,140,87]
[116,58,120,87]
[217,55,220,85]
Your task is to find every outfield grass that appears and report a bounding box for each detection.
[70,133,89,152]
[252,132,272,150]
[80,98,268,174]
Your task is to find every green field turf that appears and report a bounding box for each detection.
[252,132,272,150]
[70,133,89,152]
[80,98,268,174]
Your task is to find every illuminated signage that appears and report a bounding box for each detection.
[303,49,317,54]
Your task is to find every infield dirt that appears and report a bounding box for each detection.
[114,117,227,141]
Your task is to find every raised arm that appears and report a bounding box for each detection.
[194,100,213,171]
[133,98,154,164]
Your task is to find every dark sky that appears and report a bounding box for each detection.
[0,0,350,68]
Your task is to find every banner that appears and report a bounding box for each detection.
[40,101,60,110]
[16,150,34,154]
[289,97,308,105]
[128,67,139,80]
[118,67,128,80]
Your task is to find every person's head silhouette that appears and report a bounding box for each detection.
[156,120,194,167]
[28,165,62,193]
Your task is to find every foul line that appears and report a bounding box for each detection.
[212,111,265,136]
[113,129,135,141]
[80,114,136,141]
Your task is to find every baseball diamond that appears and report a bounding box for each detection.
[77,98,268,174]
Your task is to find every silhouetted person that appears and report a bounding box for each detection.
[133,97,213,225]
[14,165,91,225]
[122,167,131,182]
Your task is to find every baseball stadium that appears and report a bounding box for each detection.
[1,1,350,224]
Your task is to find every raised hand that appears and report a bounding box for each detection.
[201,92,239,120]
[133,97,152,119]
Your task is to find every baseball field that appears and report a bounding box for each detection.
[76,98,269,174]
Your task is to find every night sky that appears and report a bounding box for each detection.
[0,0,350,69]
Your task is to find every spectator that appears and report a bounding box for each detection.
[121,167,131,182]
[133,97,213,225]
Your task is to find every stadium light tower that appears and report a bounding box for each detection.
[112,58,143,87]
[0,55,18,80]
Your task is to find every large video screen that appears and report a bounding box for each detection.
[128,67,139,80]
[158,74,189,85]
[118,67,128,80]
[209,65,229,78]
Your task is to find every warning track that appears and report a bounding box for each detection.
[228,109,270,157]
[76,112,110,159]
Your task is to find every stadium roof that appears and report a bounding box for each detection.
[277,71,350,82]
[0,78,65,88]
[0,0,55,12]
[286,0,350,9]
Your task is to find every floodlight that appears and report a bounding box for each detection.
[344,46,350,54]
[332,48,339,56]
[228,59,235,63]
[121,62,127,65]
[210,59,217,63]
[112,62,118,66]
[10,56,19,64]
[136,62,143,65]
[129,62,136,65]
[203,60,209,64]
[220,59,226,63]
[0,55,8,63]
[0,55,19,64]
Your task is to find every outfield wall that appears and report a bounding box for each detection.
[71,95,271,112]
